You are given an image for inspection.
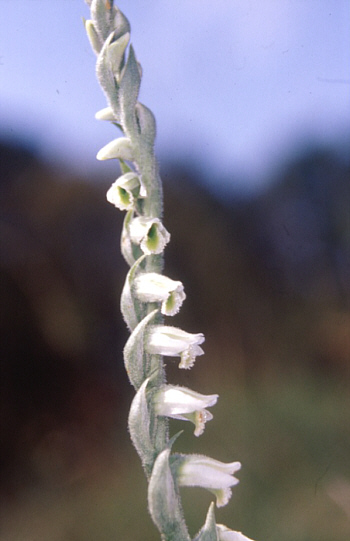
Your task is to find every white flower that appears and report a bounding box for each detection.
[134,273,185,316]
[217,524,255,541]
[95,106,116,121]
[146,325,204,369]
[153,385,218,436]
[129,217,170,255]
[96,137,134,161]
[107,172,146,211]
[176,454,241,507]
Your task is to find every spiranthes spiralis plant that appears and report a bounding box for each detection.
[83,1,256,540]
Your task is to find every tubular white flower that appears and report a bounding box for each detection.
[95,106,116,121]
[176,454,241,507]
[96,137,134,161]
[146,325,204,369]
[217,525,255,541]
[129,217,170,255]
[107,172,146,211]
[153,385,218,436]
[134,273,186,316]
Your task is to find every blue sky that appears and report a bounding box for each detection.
[1,0,349,193]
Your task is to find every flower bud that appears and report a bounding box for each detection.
[95,106,116,121]
[96,137,133,161]
[129,217,170,255]
[153,385,218,436]
[146,325,204,369]
[85,19,102,55]
[134,273,185,316]
[106,32,130,75]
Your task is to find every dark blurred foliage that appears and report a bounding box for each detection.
[0,139,349,540]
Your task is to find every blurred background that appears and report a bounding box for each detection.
[1,1,350,540]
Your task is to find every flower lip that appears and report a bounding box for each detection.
[129,217,170,255]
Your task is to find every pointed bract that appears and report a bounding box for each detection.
[128,379,154,476]
[148,449,191,541]
[193,503,218,541]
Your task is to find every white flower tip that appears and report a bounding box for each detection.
[96,137,133,161]
[95,106,116,121]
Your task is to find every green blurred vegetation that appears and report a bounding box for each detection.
[1,140,349,540]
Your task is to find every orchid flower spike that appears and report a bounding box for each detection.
[134,273,186,316]
[175,454,241,507]
[217,524,255,541]
[146,325,205,369]
[153,385,218,436]
[129,216,170,255]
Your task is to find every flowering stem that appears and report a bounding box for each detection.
[83,2,255,540]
